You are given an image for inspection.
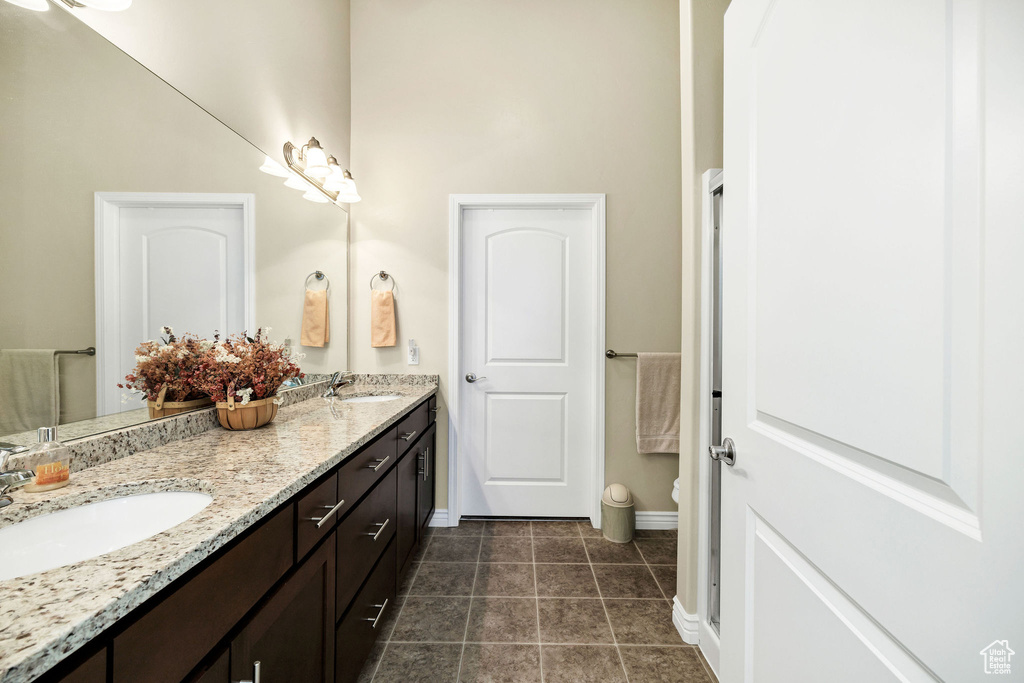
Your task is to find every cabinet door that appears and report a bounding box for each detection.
[417,424,437,534]
[336,542,397,683]
[231,534,335,683]
[51,648,106,683]
[396,445,419,576]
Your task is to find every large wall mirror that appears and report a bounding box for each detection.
[0,3,348,445]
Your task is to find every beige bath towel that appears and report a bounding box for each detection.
[635,352,681,453]
[300,289,330,347]
[371,289,397,347]
[0,350,59,436]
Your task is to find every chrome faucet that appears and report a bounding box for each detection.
[322,371,357,398]
[0,443,33,509]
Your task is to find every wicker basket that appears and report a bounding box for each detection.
[147,385,212,418]
[215,395,279,431]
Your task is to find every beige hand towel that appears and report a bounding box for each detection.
[371,289,397,348]
[300,289,330,347]
[0,349,59,436]
[635,352,681,453]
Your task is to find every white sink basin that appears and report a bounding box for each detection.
[340,394,401,403]
[0,491,213,580]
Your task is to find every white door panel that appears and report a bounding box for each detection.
[97,196,252,414]
[721,1,1022,681]
[461,206,599,518]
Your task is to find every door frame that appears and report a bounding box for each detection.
[696,169,724,675]
[94,192,256,415]
[447,194,606,528]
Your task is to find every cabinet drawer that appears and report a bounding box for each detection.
[337,467,397,616]
[427,394,438,423]
[296,472,340,559]
[394,402,429,457]
[113,506,293,683]
[335,542,397,683]
[337,428,396,516]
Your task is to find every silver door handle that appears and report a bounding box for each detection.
[400,431,417,441]
[366,598,389,628]
[238,660,261,683]
[368,455,391,471]
[367,518,390,541]
[466,373,487,383]
[307,499,346,528]
[709,438,737,466]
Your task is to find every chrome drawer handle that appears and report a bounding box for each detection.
[368,455,391,471]
[368,518,391,541]
[418,451,425,478]
[238,660,261,683]
[400,431,417,442]
[430,407,439,414]
[307,500,345,528]
[365,598,389,629]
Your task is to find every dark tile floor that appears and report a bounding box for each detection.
[357,520,717,682]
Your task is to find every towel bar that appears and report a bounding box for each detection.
[56,347,96,356]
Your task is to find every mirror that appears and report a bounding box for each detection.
[0,3,348,445]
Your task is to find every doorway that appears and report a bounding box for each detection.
[448,194,606,525]
[95,193,254,415]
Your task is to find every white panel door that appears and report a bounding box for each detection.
[100,201,249,413]
[461,207,598,518]
[720,1,1023,682]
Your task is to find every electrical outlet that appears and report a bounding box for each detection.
[408,339,420,365]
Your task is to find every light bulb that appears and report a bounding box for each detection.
[303,189,329,203]
[302,137,329,178]
[3,0,49,10]
[259,156,289,178]
[77,0,132,9]
[335,171,361,203]
[284,173,312,191]
[323,156,346,191]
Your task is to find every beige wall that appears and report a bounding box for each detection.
[0,4,347,427]
[69,0,351,171]
[349,0,683,512]
[677,0,730,613]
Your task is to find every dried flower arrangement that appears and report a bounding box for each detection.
[193,328,304,406]
[118,327,211,404]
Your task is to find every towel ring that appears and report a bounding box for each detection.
[369,270,395,291]
[305,270,330,291]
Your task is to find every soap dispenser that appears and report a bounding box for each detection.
[21,427,71,493]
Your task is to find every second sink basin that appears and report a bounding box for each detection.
[340,394,401,403]
[0,491,213,581]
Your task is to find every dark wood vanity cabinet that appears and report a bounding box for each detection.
[45,396,436,683]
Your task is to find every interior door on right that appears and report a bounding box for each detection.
[720,1,1023,682]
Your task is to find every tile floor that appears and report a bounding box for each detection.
[357,520,717,683]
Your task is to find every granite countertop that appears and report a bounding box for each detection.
[0,378,438,683]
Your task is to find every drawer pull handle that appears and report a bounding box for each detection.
[430,407,439,414]
[400,431,417,442]
[368,518,391,541]
[238,660,261,683]
[368,455,391,472]
[366,598,390,629]
[308,499,345,528]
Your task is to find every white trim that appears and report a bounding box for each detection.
[427,509,449,527]
[696,169,723,673]
[672,595,700,645]
[448,194,606,528]
[94,192,256,415]
[635,511,680,530]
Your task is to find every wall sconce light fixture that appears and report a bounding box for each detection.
[261,137,361,205]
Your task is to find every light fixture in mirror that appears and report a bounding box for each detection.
[3,0,49,11]
[272,138,361,204]
[259,156,289,178]
[59,0,131,9]
[303,189,329,204]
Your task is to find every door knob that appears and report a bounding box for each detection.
[708,438,737,466]
[465,373,487,383]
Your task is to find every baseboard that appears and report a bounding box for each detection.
[427,509,449,527]
[672,596,699,645]
[431,509,677,530]
[636,511,679,530]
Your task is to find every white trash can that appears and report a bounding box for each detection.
[601,484,635,543]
